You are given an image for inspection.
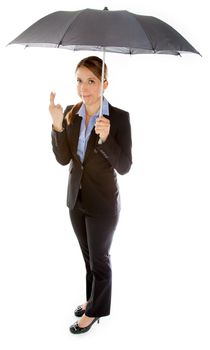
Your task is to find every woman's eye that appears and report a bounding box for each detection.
[76,78,95,85]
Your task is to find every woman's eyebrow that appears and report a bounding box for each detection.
[76,75,96,80]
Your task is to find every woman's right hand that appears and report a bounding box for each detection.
[49,92,64,131]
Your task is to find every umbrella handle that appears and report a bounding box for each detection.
[99,48,106,117]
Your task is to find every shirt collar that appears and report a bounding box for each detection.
[77,97,109,119]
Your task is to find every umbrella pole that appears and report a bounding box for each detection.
[99,47,106,117]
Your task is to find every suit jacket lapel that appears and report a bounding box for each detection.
[83,112,111,164]
[67,106,111,165]
[83,128,97,164]
[68,115,82,163]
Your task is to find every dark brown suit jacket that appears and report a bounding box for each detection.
[51,103,132,216]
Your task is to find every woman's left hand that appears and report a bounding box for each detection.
[95,116,110,143]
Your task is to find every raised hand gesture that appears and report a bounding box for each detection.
[49,92,64,131]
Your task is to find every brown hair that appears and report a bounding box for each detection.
[65,56,108,125]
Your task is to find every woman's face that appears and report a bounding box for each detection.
[76,66,107,107]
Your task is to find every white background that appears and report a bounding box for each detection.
[0,0,209,349]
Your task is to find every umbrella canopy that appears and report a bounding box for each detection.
[9,8,199,55]
[8,8,200,116]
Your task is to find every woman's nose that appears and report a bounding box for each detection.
[80,83,89,92]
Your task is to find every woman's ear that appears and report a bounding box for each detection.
[103,80,108,90]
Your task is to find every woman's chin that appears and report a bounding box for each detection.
[82,97,91,104]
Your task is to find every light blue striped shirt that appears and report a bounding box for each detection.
[76,98,109,163]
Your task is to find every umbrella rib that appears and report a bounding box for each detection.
[57,9,85,47]
[127,11,155,53]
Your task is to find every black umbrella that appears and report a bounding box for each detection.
[8,7,200,114]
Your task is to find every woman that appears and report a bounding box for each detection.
[50,56,132,334]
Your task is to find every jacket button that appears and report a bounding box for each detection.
[94,148,98,154]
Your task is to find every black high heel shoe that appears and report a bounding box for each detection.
[74,305,86,317]
[69,317,100,334]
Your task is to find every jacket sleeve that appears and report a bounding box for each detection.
[96,111,132,175]
[51,107,72,166]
